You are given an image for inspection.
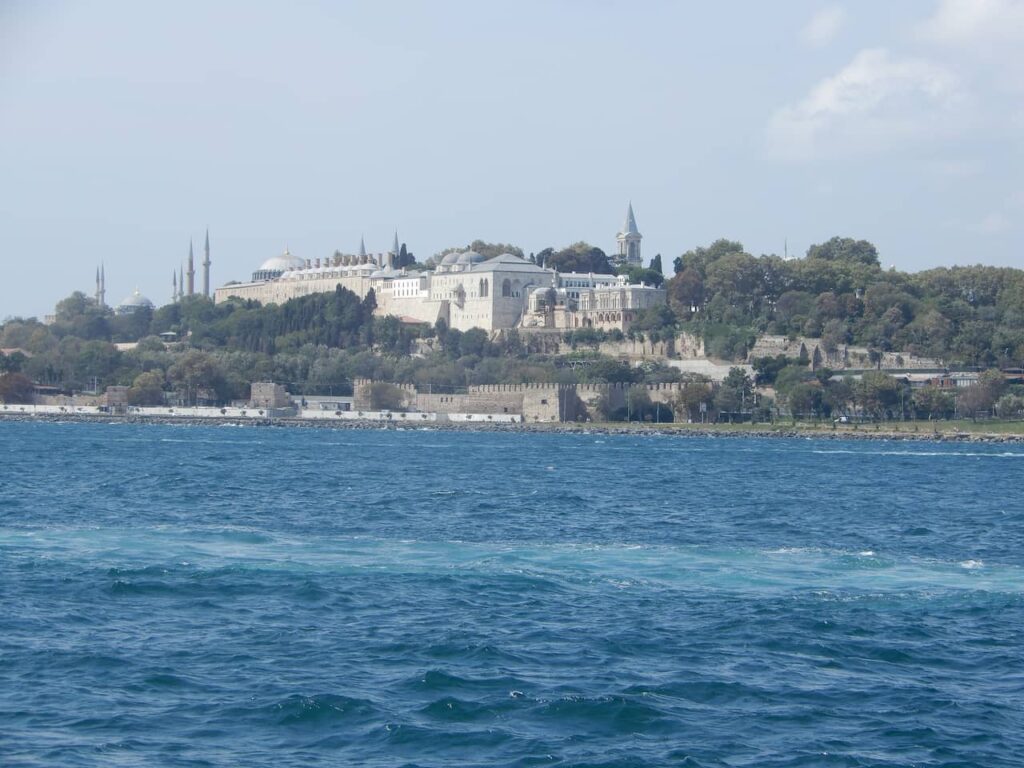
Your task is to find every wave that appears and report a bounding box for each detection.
[3,526,1021,596]
[812,449,1024,458]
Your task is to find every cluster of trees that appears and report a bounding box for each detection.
[659,237,1024,367]
[752,354,1021,421]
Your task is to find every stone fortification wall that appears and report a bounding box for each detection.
[595,338,675,359]
[749,335,942,371]
[573,381,686,419]
[353,379,574,422]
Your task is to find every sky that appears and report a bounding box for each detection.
[1,0,1021,318]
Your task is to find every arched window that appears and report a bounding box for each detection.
[480,278,489,298]
[502,279,512,297]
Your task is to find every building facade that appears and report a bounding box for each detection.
[213,207,664,333]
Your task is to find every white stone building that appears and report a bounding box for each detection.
[212,206,664,333]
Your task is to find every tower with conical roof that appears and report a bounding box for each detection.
[202,229,211,298]
[615,202,643,268]
[179,263,185,301]
[186,240,196,296]
[95,265,107,308]
[359,236,367,259]
[172,270,178,303]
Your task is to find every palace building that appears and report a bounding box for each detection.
[213,207,664,333]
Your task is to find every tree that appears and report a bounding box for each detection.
[369,382,406,410]
[168,351,227,405]
[127,371,166,406]
[673,379,712,422]
[666,268,704,318]
[649,254,663,273]
[806,237,880,267]
[855,371,900,419]
[626,385,652,421]
[994,394,1024,419]
[913,386,954,420]
[617,265,665,287]
[673,239,745,276]
[546,242,614,274]
[0,372,33,404]
[714,367,754,419]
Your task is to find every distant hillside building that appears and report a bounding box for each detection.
[214,211,664,333]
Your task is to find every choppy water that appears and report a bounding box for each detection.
[1,422,1022,767]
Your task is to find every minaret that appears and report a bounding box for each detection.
[179,264,185,301]
[390,231,400,269]
[95,267,102,307]
[186,240,196,296]
[359,236,367,259]
[100,263,106,308]
[172,271,178,303]
[202,229,211,298]
[616,202,643,267]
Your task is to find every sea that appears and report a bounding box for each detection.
[1,421,1022,767]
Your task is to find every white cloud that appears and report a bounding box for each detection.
[919,0,1024,96]
[801,6,846,47]
[919,0,1024,45]
[767,48,963,161]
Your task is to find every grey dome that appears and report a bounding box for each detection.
[440,252,461,266]
[258,248,305,273]
[457,250,485,265]
[118,288,154,309]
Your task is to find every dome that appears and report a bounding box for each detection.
[119,288,154,308]
[440,252,461,266]
[457,250,485,266]
[116,288,154,315]
[258,248,305,273]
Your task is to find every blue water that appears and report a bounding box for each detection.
[1,422,1022,767]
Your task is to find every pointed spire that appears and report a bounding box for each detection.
[624,202,639,235]
[173,270,178,303]
[186,239,195,296]
[359,236,367,258]
[202,228,211,298]
[392,230,400,255]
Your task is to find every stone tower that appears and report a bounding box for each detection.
[202,229,211,298]
[95,265,106,308]
[186,240,196,296]
[616,202,643,268]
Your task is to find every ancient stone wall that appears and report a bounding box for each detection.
[748,335,942,371]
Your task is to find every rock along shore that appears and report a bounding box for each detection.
[2,411,1022,444]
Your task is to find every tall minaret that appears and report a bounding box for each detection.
[186,240,196,296]
[359,236,366,258]
[179,264,185,301]
[172,271,178,303]
[100,263,106,308]
[95,267,102,307]
[616,202,642,267]
[390,231,400,269]
[202,229,211,298]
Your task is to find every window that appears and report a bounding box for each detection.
[502,279,512,297]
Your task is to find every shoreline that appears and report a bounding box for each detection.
[2,412,1022,443]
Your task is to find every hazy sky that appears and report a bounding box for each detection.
[1,0,1021,318]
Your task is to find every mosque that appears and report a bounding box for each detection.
[214,205,665,333]
[92,229,213,315]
